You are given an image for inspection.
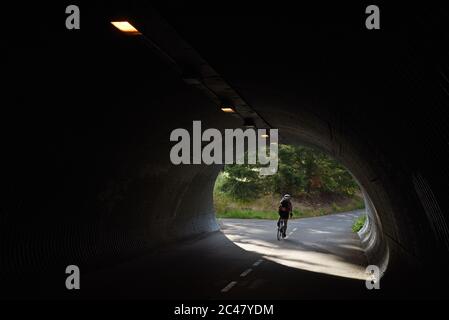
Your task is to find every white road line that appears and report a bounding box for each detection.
[253,259,263,267]
[293,228,297,231]
[221,281,237,293]
[240,268,253,277]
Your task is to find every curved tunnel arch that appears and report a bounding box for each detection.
[2,2,449,299]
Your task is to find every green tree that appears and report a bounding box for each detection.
[219,144,360,201]
[219,164,266,201]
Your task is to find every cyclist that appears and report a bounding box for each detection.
[277,194,293,237]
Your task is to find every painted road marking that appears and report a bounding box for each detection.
[221,281,237,293]
[287,227,297,237]
[240,268,253,277]
[253,259,263,267]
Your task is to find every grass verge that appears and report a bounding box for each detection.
[352,214,367,232]
[215,192,365,220]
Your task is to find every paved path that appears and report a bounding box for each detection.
[75,210,371,299]
[221,210,367,281]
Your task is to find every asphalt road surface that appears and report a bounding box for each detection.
[221,211,368,281]
[74,210,373,299]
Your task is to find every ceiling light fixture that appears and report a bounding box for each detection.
[110,21,141,35]
[221,107,235,113]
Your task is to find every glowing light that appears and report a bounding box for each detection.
[221,107,235,113]
[111,21,141,35]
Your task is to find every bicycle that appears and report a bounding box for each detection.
[277,218,287,240]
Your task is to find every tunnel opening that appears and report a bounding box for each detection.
[212,143,388,280]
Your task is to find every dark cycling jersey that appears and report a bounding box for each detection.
[278,199,292,219]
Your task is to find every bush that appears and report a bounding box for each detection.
[352,214,367,232]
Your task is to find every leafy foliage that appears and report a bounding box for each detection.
[352,214,367,232]
[218,144,360,201]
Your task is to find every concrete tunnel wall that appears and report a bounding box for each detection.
[2,2,449,297]
[0,45,393,294]
[1,48,239,278]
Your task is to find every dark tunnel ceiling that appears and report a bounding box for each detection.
[139,3,449,166]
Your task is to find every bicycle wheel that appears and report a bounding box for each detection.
[277,220,285,240]
[277,221,283,241]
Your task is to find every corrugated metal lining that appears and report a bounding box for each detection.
[412,172,449,252]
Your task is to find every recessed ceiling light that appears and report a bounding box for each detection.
[221,107,235,113]
[111,21,141,35]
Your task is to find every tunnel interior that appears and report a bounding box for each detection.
[2,2,449,299]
